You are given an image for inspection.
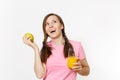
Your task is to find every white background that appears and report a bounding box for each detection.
[0,0,120,80]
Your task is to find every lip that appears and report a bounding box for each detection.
[50,29,56,33]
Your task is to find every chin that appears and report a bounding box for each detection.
[50,36,57,39]
[50,35,58,39]
[49,33,61,39]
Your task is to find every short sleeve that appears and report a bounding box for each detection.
[77,42,86,60]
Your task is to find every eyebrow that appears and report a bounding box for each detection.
[46,19,57,23]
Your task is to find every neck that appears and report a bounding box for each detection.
[51,35,65,46]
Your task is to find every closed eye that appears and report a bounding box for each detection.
[53,20,57,23]
[45,22,49,26]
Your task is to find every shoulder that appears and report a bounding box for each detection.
[69,40,82,47]
[69,40,85,59]
[46,40,53,47]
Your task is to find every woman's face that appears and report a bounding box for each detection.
[45,15,63,39]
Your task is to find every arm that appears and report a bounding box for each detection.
[73,42,90,76]
[34,47,46,79]
[23,36,46,79]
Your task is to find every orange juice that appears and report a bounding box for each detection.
[67,56,77,69]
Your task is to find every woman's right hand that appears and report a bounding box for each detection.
[23,36,38,50]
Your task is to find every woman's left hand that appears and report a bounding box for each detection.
[72,59,82,72]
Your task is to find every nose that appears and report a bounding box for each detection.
[49,25,53,28]
[49,23,53,28]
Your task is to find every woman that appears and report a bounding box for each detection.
[23,13,90,80]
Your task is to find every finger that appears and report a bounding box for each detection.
[23,36,28,41]
[24,36,30,42]
[73,62,81,66]
[23,36,26,43]
[76,58,80,62]
[73,63,80,66]
[26,38,31,43]
[72,65,82,69]
[23,37,31,45]
[26,36,30,40]
[23,35,29,40]
[72,66,82,71]
[73,68,82,71]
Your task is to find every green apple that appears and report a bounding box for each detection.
[24,33,34,42]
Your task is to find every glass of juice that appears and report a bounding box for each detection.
[67,56,77,69]
[67,48,77,69]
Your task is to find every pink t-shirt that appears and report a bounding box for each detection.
[43,40,86,80]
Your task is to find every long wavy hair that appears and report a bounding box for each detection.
[40,13,75,63]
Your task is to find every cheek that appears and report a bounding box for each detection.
[45,27,49,34]
[59,26,63,31]
[57,27,63,33]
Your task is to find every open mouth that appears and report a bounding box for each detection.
[50,30,56,33]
